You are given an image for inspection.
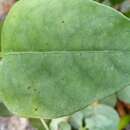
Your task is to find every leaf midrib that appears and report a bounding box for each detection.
[2,50,130,55]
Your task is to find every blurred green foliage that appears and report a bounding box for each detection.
[95,0,130,17]
[109,0,125,5]
[29,119,45,130]
[119,116,130,130]
[0,103,12,116]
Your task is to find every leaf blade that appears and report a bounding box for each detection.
[0,52,130,118]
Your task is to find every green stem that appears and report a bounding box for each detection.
[40,118,50,130]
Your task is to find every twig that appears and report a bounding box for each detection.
[40,118,50,130]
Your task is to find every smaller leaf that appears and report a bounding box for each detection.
[69,112,83,129]
[58,122,71,130]
[82,104,120,130]
[50,117,68,130]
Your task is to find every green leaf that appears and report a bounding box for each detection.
[58,122,71,130]
[0,0,130,118]
[117,86,130,103]
[83,104,120,130]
